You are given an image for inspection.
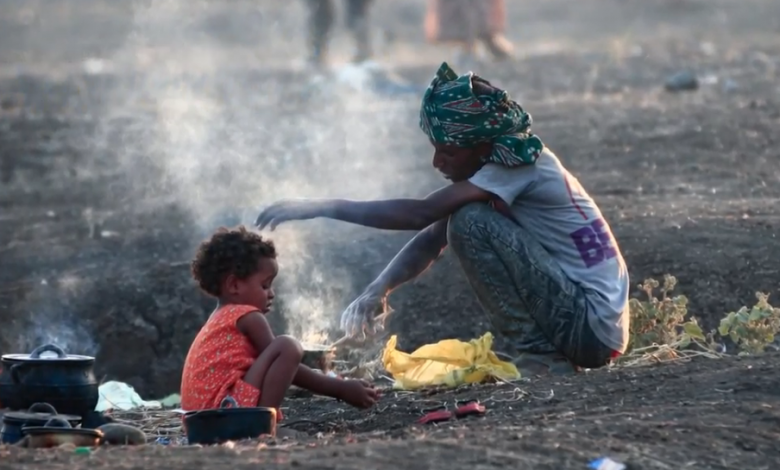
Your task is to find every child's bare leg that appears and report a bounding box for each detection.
[243,335,303,409]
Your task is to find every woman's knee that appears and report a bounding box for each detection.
[270,335,304,362]
[447,203,492,252]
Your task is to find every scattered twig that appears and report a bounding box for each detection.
[616,338,725,368]
[485,387,530,403]
[107,409,183,438]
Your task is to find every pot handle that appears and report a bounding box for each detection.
[9,363,24,384]
[44,418,72,429]
[28,403,59,415]
[219,396,239,409]
[29,344,67,359]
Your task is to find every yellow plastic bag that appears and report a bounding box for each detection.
[381,332,520,390]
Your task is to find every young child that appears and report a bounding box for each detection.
[180,226,379,418]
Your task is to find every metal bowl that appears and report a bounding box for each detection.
[301,344,335,372]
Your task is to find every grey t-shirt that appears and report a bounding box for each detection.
[467,148,630,353]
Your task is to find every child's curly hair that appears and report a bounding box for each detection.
[191,225,277,297]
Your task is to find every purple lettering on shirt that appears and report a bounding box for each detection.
[571,226,604,268]
[570,218,617,268]
[591,218,618,261]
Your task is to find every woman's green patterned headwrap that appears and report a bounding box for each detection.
[419,62,543,167]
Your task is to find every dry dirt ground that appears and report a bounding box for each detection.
[2,355,780,469]
[1,0,780,468]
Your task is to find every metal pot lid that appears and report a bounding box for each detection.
[184,406,275,419]
[1,354,94,362]
[3,411,81,425]
[2,403,82,425]
[184,396,276,419]
[22,427,102,438]
[1,344,94,363]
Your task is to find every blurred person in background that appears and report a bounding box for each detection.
[306,0,374,67]
[424,0,514,66]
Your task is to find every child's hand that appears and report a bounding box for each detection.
[336,379,380,409]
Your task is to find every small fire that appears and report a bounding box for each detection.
[300,331,329,347]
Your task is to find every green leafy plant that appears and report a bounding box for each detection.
[718,292,780,354]
[628,275,705,352]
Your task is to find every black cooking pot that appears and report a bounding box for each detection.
[0,402,81,445]
[0,344,99,417]
[184,396,276,445]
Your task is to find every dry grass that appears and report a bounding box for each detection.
[106,409,184,440]
[615,339,725,368]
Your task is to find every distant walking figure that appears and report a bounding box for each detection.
[424,0,514,63]
[305,0,374,67]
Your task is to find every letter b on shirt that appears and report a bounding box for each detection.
[570,218,617,268]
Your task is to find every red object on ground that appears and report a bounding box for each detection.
[417,400,488,424]
[454,401,486,418]
[417,407,453,425]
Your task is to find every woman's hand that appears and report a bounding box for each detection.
[255,200,322,231]
[340,287,393,339]
[335,379,380,409]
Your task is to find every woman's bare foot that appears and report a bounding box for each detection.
[513,352,580,377]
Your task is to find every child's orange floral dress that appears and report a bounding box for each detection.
[180,304,282,420]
